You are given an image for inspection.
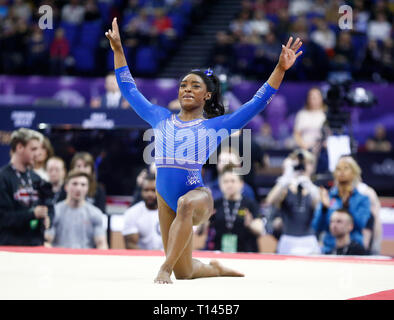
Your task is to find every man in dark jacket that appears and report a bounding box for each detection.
[0,128,54,246]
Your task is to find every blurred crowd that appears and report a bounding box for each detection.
[0,104,389,256]
[0,0,393,81]
[0,0,200,76]
[208,0,394,82]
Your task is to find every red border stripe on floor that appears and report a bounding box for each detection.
[348,289,394,300]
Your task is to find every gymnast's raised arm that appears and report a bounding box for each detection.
[105,17,170,127]
[208,37,303,132]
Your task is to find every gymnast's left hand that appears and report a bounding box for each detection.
[277,37,303,71]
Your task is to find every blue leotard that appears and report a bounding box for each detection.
[115,66,277,212]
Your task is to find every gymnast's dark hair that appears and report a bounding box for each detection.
[186,68,225,119]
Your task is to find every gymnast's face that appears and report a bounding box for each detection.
[178,74,212,111]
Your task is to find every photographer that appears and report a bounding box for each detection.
[0,128,54,246]
[265,149,321,255]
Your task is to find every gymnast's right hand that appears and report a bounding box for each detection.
[105,17,122,52]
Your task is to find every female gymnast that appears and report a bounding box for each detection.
[106,17,302,284]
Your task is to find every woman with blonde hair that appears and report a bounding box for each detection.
[341,156,382,255]
[34,137,54,181]
[312,156,372,254]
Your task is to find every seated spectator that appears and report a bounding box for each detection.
[10,0,32,22]
[265,149,321,255]
[253,122,277,149]
[62,152,107,214]
[152,7,175,38]
[310,18,336,56]
[84,0,101,22]
[27,26,48,75]
[367,12,391,42]
[122,173,163,250]
[381,38,394,81]
[46,156,66,204]
[45,170,108,249]
[207,165,264,253]
[331,31,355,72]
[249,10,270,37]
[206,146,256,201]
[293,87,326,153]
[33,136,54,181]
[312,157,372,254]
[90,72,128,109]
[49,28,70,75]
[209,31,234,73]
[254,33,282,78]
[328,209,368,255]
[365,124,392,152]
[61,0,85,25]
[131,162,156,205]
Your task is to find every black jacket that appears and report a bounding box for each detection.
[0,164,54,246]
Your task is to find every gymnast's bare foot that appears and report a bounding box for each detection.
[209,260,245,277]
[154,267,173,284]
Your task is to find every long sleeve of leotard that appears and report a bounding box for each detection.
[207,82,277,132]
[115,65,171,127]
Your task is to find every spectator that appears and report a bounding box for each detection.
[328,209,368,255]
[209,31,234,73]
[381,38,394,81]
[310,18,336,55]
[45,170,108,249]
[65,152,107,214]
[84,0,101,22]
[207,165,264,253]
[312,156,372,254]
[91,72,128,109]
[365,124,392,152]
[253,122,277,149]
[33,136,54,181]
[265,149,321,255]
[0,128,54,246]
[49,28,70,75]
[61,0,85,25]
[293,87,326,153]
[10,0,32,22]
[288,0,312,16]
[249,10,270,37]
[131,162,156,205]
[254,33,282,78]
[340,155,383,255]
[331,31,355,72]
[367,12,392,42]
[46,156,67,204]
[27,26,48,75]
[152,8,175,37]
[206,146,256,201]
[122,173,163,250]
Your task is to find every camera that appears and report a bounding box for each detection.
[33,180,55,207]
[323,73,377,131]
[293,150,305,172]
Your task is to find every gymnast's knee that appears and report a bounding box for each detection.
[176,196,193,220]
[174,269,193,280]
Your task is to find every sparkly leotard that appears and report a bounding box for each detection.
[116,66,277,212]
